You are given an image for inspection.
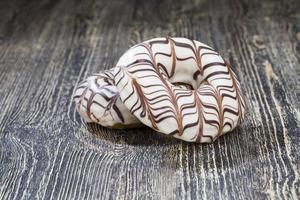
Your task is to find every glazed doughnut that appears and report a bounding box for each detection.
[73,70,141,128]
[114,37,245,142]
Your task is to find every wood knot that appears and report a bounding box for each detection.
[252,35,266,49]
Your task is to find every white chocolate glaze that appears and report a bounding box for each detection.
[114,37,245,142]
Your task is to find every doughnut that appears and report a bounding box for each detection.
[74,37,245,143]
[73,70,141,128]
[113,37,245,142]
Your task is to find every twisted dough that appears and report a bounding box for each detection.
[74,37,245,143]
[73,70,141,128]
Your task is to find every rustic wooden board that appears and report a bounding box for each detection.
[0,0,299,199]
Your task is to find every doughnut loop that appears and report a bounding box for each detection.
[114,37,245,142]
[74,37,245,143]
[73,70,141,128]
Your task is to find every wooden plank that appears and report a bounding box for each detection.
[0,0,299,199]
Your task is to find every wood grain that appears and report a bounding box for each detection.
[0,0,299,199]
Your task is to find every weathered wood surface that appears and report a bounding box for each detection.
[0,0,299,199]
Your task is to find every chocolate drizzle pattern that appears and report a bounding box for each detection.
[73,37,245,142]
[73,69,141,128]
[113,37,245,142]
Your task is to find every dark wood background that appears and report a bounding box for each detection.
[0,0,299,199]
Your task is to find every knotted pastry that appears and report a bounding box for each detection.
[73,70,141,128]
[74,37,245,143]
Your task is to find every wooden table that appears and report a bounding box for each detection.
[0,0,299,199]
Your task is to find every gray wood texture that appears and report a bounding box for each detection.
[0,0,300,199]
